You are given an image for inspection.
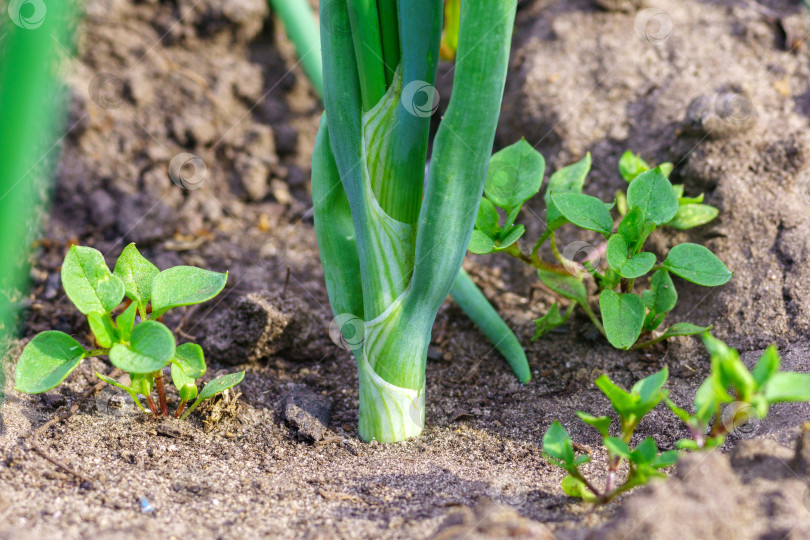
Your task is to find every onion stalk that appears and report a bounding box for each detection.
[303,0,521,442]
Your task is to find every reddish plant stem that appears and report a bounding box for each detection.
[145,395,159,416]
[174,400,187,419]
[153,371,169,416]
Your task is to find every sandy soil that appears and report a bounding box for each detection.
[3,0,810,538]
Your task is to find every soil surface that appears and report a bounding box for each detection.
[3,0,810,538]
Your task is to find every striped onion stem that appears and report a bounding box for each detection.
[315,0,521,442]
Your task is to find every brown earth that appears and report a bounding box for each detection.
[3,0,810,538]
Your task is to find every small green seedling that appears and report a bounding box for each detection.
[666,333,810,449]
[470,146,731,350]
[543,367,676,503]
[14,244,244,420]
[542,334,810,503]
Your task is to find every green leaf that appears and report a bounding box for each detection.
[496,225,525,250]
[576,412,611,437]
[599,290,645,350]
[595,374,636,414]
[641,269,677,314]
[537,269,588,305]
[113,243,159,311]
[666,204,719,230]
[604,436,631,458]
[87,312,118,348]
[173,343,206,378]
[663,244,732,287]
[532,303,573,340]
[618,150,650,182]
[14,332,88,394]
[475,198,500,237]
[626,168,679,225]
[549,193,614,235]
[150,267,228,317]
[675,439,699,450]
[657,323,712,340]
[631,367,668,404]
[130,373,154,396]
[763,372,810,403]
[561,475,596,501]
[61,245,125,315]
[752,345,780,388]
[468,230,496,254]
[197,371,245,401]
[630,437,658,464]
[117,302,138,343]
[503,205,521,232]
[659,163,674,178]
[606,235,655,278]
[678,192,704,205]
[171,361,196,395]
[179,383,198,402]
[109,320,175,374]
[542,420,575,465]
[616,206,648,248]
[484,139,545,211]
[544,153,591,206]
[665,397,691,422]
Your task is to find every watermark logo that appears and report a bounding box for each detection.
[713,92,755,129]
[408,400,424,430]
[328,313,365,351]
[561,241,605,279]
[721,401,761,438]
[319,0,352,36]
[634,8,672,46]
[169,153,207,190]
[89,72,125,110]
[8,0,46,30]
[95,385,139,417]
[486,471,528,508]
[402,81,440,118]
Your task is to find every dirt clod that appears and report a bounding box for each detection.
[202,291,328,364]
[281,386,333,442]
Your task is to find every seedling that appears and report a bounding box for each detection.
[542,334,810,503]
[666,333,810,449]
[14,244,244,420]
[470,147,731,350]
[543,367,676,503]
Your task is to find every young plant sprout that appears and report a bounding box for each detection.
[470,147,732,350]
[312,0,521,442]
[542,334,810,503]
[14,244,244,420]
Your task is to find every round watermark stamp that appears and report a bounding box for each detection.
[401,80,440,118]
[486,471,528,508]
[561,241,605,279]
[8,0,46,30]
[328,313,365,352]
[634,8,672,46]
[89,72,125,110]
[721,401,761,438]
[95,385,140,417]
[169,152,207,190]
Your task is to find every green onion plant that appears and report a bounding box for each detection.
[310,0,520,442]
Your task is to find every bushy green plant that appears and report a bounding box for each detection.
[542,334,810,503]
[469,146,731,350]
[14,244,243,420]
